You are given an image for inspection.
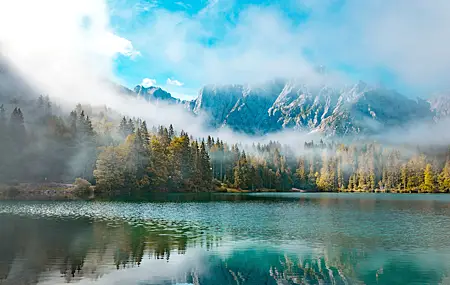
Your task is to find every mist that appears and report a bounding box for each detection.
[1,0,450,195]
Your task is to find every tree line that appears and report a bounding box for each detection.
[212,139,450,193]
[1,96,449,195]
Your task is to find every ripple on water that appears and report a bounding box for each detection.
[1,194,450,285]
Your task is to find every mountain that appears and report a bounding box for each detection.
[180,80,435,136]
[0,58,37,104]
[133,85,179,103]
[429,92,450,119]
[0,58,444,137]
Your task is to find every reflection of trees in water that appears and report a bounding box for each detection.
[0,215,93,285]
[0,215,449,285]
[0,215,220,284]
[193,251,351,285]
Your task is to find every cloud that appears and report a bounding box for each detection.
[0,0,208,137]
[123,3,345,87]
[135,0,158,12]
[198,0,219,15]
[0,0,298,145]
[174,1,191,10]
[105,32,141,58]
[0,0,141,104]
[301,0,450,90]
[372,118,450,147]
[115,0,450,93]
[166,78,184,86]
[141,78,157,87]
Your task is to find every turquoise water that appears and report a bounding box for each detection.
[1,193,450,284]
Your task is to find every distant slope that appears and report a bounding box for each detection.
[0,58,37,104]
[133,85,179,104]
[0,58,445,137]
[185,80,435,136]
[429,92,450,119]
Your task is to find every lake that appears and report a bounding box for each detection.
[1,193,450,285]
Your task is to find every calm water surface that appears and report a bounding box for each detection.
[1,193,450,285]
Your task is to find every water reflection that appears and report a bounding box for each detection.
[0,214,352,285]
[0,194,450,284]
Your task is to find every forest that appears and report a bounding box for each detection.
[0,95,450,196]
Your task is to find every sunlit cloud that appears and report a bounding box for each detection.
[167,78,184,86]
[141,78,157,87]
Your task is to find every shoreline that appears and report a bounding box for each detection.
[1,183,448,201]
[0,183,78,201]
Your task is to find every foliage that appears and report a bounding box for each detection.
[2,97,450,196]
[73,178,93,197]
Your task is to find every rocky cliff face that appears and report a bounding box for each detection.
[133,85,179,104]
[180,80,435,136]
[0,56,443,137]
[429,92,450,120]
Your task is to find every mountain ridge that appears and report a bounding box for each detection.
[0,58,447,137]
[133,79,440,136]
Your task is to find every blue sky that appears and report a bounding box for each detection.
[106,0,450,100]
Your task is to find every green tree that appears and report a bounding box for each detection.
[199,141,212,190]
[421,164,436,192]
[438,161,450,193]
[94,145,127,194]
[234,151,251,190]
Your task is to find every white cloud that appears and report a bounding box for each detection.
[166,78,184,86]
[198,0,219,15]
[135,0,158,12]
[0,0,324,150]
[104,32,141,59]
[0,0,208,137]
[301,0,450,89]
[174,1,191,10]
[141,78,157,87]
[125,5,345,87]
[119,0,450,92]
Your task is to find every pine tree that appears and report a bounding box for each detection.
[422,163,436,193]
[85,116,94,136]
[69,110,77,135]
[199,141,212,190]
[9,107,26,149]
[140,121,150,147]
[308,155,316,188]
[401,165,408,192]
[348,174,354,191]
[119,117,128,137]
[78,110,86,134]
[234,151,251,190]
[274,169,282,191]
[317,153,335,192]
[438,160,450,193]
[127,119,135,136]
[337,157,344,191]
[296,157,307,188]
[168,124,174,139]
[150,135,169,189]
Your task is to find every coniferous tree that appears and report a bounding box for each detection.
[234,151,251,190]
[127,119,135,136]
[119,117,128,137]
[199,141,212,190]
[140,121,150,146]
[438,160,450,192]
[168,124,174,139]
[422,164,436,193]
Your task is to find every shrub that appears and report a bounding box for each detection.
[7,186,20,198]
[73,178,93,197]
